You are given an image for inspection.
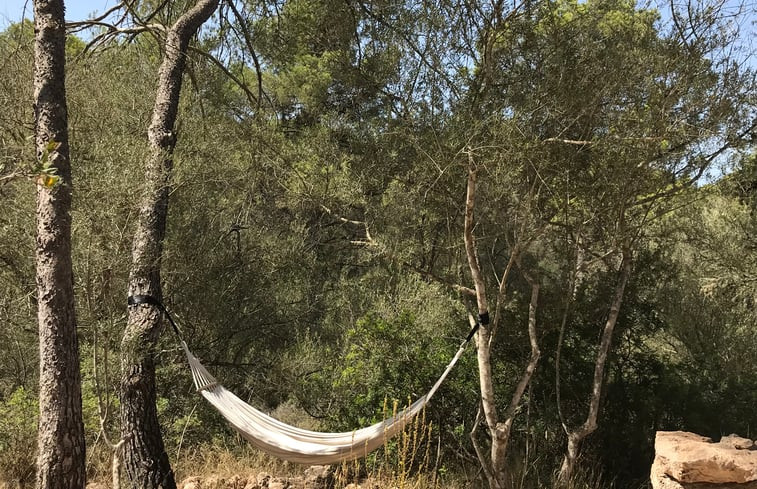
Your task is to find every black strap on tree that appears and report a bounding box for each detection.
[463,311,489,343]
[127,294,182,338]
[465,322,480,342]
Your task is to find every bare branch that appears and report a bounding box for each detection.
[489,247,518,345]
[502,275,540,422]
[225,0,268,109]
[469,405,496,488]
[79,23,166,55]
[320,204,374,243]
[188,45,259,107]
[403,261,476,297]
[558,243,633,484]
[633,117,757,207]
[463,152,489,315]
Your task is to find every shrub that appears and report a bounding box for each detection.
[0,387,38,485]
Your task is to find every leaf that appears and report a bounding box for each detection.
[36,173,60,188]
[45,141,61,153]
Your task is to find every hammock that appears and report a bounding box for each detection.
[180,327,476,465]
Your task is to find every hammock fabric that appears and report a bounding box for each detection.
[180,331,474,465]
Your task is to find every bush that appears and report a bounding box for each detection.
[0,387,38,485]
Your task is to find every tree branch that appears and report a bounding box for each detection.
[188,45,258,107]
[225,0,268,110]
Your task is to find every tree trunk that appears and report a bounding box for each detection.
[120,1,219,488]
[33,1,87,488]
[463,164,505,489]
[463,161,542,489]
[557,246,632,486]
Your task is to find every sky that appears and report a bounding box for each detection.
[0,0,117,26]
[2,0,753,35]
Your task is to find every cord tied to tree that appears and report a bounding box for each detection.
[127,295,182,338]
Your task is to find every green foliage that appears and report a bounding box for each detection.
[0,387,38,485]
[0,2,754,488]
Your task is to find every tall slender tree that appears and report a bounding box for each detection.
[120,1,219,488]
[33,0,87,488]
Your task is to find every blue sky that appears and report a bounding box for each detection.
[0,0,117,25]
[2,0,753,33]
[1,0,752,67]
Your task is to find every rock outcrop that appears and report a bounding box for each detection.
[178,465,335,489]
[651,431,757,489]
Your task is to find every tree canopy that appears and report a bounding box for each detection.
[0,0,755,487]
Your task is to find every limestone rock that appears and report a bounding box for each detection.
[721,434,756,450]
[651,431,757,489]
[268,477,288,489]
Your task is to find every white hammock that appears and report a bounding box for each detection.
[181,332,473,465]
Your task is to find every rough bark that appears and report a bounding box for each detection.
[120,1,219,488]
[557,245,633,486]
[33,1,87,488]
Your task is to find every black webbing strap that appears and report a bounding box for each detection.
[127,295,182,338]
[462,311,489,343]
[465,322,480,342]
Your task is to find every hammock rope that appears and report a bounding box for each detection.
[128,295,479,465]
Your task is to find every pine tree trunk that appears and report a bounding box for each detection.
[33,1,87,488]
[120,2,219,488]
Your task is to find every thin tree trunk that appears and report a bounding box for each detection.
[463,163,505,489]
[33,1,86,488]
[557,245,632,486]
[464,160,542,489]
[120,2,219,488]
[498,279,540,458]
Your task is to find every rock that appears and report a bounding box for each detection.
[234,475,250,488]
[178,475,254,489]
[651,431,757,489]
[204,475,226,488]
[180,476,202,489]
[225,475,249,488]
[304,465,334,489]
[721,434,756,450]
[268,478,288,489]
[288,476,305,489]
[650,457,685,489]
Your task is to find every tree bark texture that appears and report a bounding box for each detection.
[120,1,219,488]
[557,246,633,486]
[463,164,544,489]
[33,1,87,488]
[463,165,507,489]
